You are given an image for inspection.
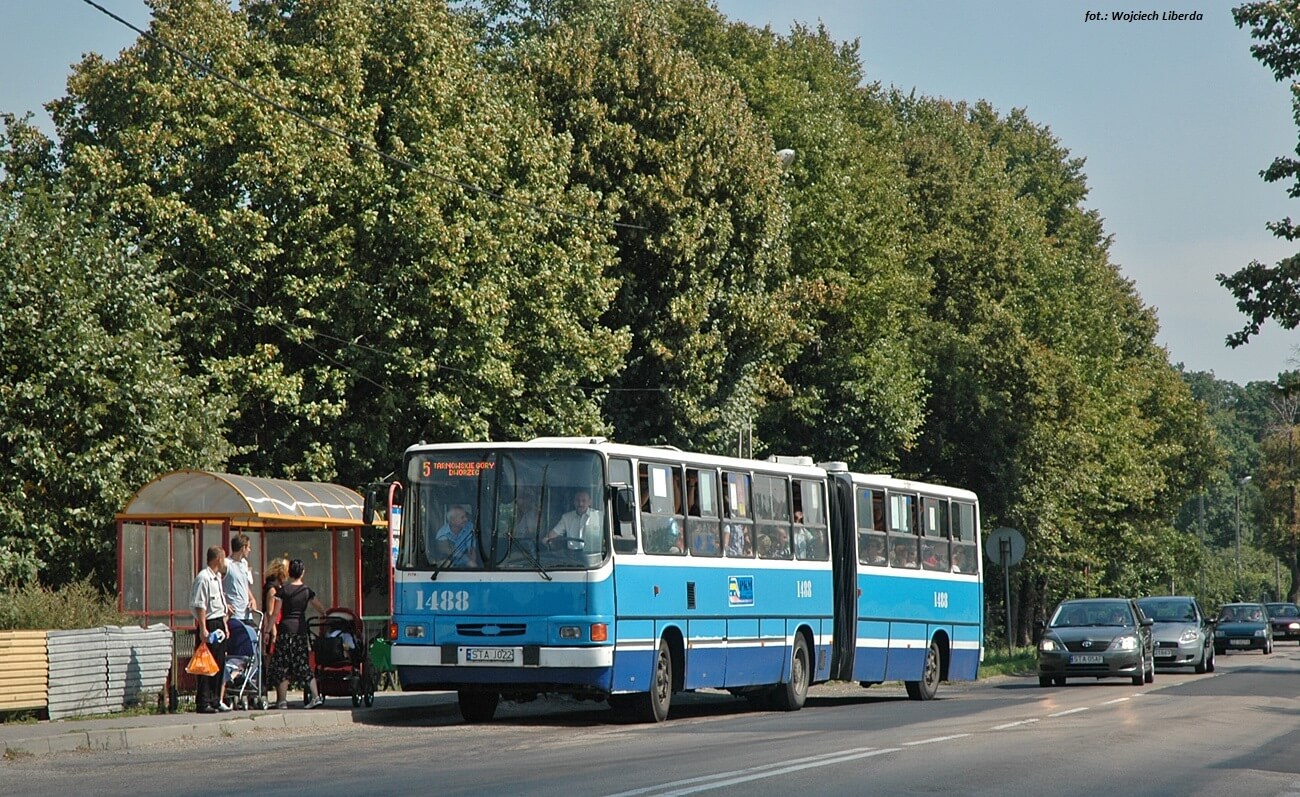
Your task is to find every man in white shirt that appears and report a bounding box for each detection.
[222,533,257,622]
[191,545,231,714]
[546,489,600,545]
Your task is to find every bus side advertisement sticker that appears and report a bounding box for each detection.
[728,576,755,607]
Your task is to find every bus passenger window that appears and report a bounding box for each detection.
[686,469,720,556]
[722,471,753,557]
[891,537,918,569]
[639,463,684,555]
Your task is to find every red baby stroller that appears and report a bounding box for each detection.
[308,608,376,707]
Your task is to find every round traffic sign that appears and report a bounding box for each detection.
[984,527,1025,566]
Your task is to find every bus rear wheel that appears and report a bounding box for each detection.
[629,639,673,723]
[770,634,810,711]
[458,689,499,723]
[905,640,941,701]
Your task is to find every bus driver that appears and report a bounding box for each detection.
[546,489,600,545]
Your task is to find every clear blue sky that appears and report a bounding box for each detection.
[4,1,1298,384]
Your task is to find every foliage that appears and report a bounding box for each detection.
[45,0,627,487]
[0,580,131,631]
[504,0,799,451]
[1216,3,1300,345]
[0,161,232,588]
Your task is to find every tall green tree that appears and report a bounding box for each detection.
[502,0,799,452]
[1217,2,1300,345]
[662,7,926,469]
[43,0,627,486]
[0,136,233,587]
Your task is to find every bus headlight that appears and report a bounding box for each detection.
[559,626,582,639]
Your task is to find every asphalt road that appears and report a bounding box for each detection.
[7,644,1300,797]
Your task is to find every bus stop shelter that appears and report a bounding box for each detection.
[116,470,380,630]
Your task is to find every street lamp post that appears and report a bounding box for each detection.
[1236,475,1253,597]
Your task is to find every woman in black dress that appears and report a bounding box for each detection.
[266,558,327,708]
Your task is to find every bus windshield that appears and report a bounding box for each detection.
[399,448,607,572]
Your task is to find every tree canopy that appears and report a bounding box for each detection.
[0,0,1236,615]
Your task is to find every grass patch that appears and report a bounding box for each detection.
[0,710,42,725]
[65,701,165,722]
[979,646,1037,678]
[3,748,34,761]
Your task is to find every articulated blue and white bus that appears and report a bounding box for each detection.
[377,437,981,722]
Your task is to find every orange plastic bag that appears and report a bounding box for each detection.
[186,641,219,676]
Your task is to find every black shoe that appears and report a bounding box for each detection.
[197,706,217,714]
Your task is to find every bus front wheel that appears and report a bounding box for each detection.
[770,634,810,711]
[905,640,941,701]
[458,689,499,723]
[630,639,673,723]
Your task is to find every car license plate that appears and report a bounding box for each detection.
[1230,639,1251,646]
[1069,654,1103,664]
[464,647,517,664]
[1155,649,1175,657]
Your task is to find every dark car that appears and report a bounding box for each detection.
[1265,602,1300,643]
[1037,598,1155,687]
[1214,602,1273,654]
[1136,595,1215,674]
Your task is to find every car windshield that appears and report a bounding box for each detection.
[1219,605,1265,623]
[1051,601,1134,627]
[1266,603,1300,618]
[1136,598,1196,623]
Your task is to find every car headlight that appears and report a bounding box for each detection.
[1039,638,1061,652]
[1255,629,1267,637]
[1108,635,1139,651]
[1179,628,1201,644]
[1289,622,1299,630]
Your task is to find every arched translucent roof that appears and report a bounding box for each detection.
[118,470,363,526]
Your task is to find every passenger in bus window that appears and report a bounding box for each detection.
[921,544,944,570]
[951,546,970,573]
[772,527,791,558]
[795,525,823,559]
[862,536,886,565]
[511,489,544,547]
[891,540,917,568]
[433,506,478,567]
[723,523,750,557]
[547,489,600,544]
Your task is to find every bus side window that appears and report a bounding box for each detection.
[610,457,637,554]
[640,462,684,555]
[857,487,887,566]
[686,468,720,556]
[921,496,949,571]
[889,492,918,569]
[952,501,977,573]
[793,479,828,561]
[722,470,753,558]
[754,474,791,559]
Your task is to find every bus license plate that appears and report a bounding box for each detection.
[464,647,517,664]
[1069,654,1103,664]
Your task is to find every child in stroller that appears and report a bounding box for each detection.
[220,615,265,710]
[308,608,376,707]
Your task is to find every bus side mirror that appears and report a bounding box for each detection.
[612,485,635,524]
[362,482,391,525]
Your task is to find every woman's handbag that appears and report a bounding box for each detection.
[186,640,219,676]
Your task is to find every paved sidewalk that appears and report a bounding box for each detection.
[0,691,456,757]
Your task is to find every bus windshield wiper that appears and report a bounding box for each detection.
[506,528,552,581]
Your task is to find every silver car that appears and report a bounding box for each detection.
[1136,596,1215,673]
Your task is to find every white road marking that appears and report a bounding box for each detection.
[1100,697,1130,705]
[1048,706,1090,717]
[992,718,1040,730]
[599,747,902,797]
[902,734,970,746]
